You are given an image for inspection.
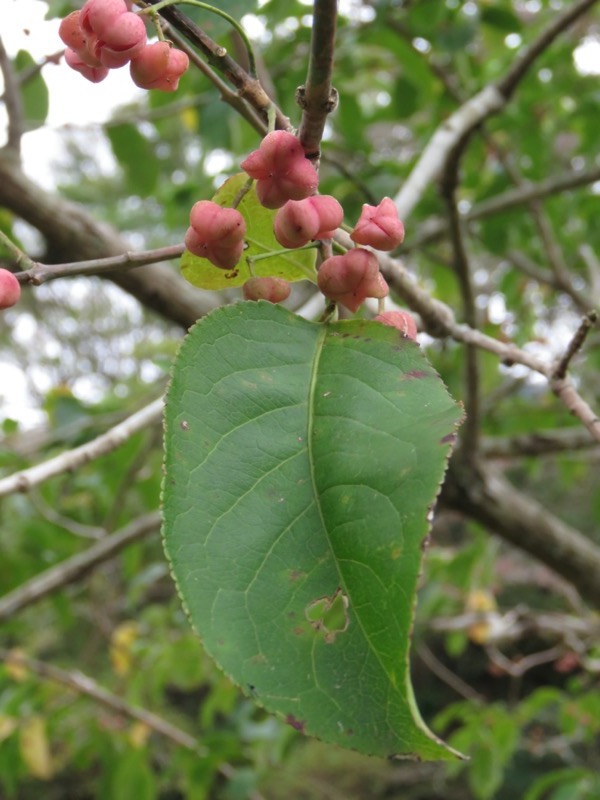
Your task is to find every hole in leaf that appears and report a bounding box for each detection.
[305,588,350,643]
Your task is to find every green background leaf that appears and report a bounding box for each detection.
[180,173,317,290]
[106,123,159,197]
[162,302,463,759]
[15,50,49,132]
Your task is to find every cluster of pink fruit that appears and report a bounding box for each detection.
[59,0,189,90]
[185,130,417,338]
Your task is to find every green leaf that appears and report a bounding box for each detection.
[111,751,156,800]
[181,174,317,290]
[106,124,159,197]
[524,768,596,800]
[392,76,420,119]
[481,7,521,33]
[15,51,49,131]
[162,302,463,759]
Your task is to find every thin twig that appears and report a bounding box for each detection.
[162,25,266,135]
[149,1,290,131]
[297,0,339,159]
[552,311,598,380]
[507,249,590,313]
[417,644,486,703]
[17,245,185,285]
[0,512,161,622]
[0,647,202,750]
[485,645,563,679]
[440,160,480,455]
[0,398,163,498]
[0,650,267,797]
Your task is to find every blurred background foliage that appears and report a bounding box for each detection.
[1,0,600,797]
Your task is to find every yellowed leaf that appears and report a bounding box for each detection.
[180,107,199,132]
[466,590,498,644]
[128,721,151,749]
[19,716,54,780]
[5,648,28,682]
[0,714,18,742]
[466,589,497,613]
[110,621,139,677]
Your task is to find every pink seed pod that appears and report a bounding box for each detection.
[184,228,245,270]
[0,269,21,310]
[75,34,106,68]
[80,0,128,37]
[241,131,306,180]
[274,195,343,249]
[59,11,87,50]
[374,310,418,340]
[241,130,319,209]
[189,201,246,246]
[97,11,147,68]
[64,48,109,82]
[350,197,405,251]
[130,42,189,92]
[317,248,388,313]
[243,277,291,303]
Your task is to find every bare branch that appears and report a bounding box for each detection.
[497,0,599,99]
[151,2,290,131]
[0,512,161,622]
[440,161,480,455]
[17,244,185,285]
[0,646,202,750]
[393,0,598,219]
[333,230,600,443]
[393,84,505,220]
[552,311,598,380]
[297,0,339,158]
[0,398,163,499]
[403,166,600,254]
[507,250,592,313]
[442,461,600,607]
[0,151,215,329]
[162,25,266,135]
[0,36,25,154]
[481,428,600,459]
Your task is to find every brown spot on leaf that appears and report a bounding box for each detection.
[285,714,306,733]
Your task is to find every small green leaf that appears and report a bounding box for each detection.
[106,124,159,197]
[181,173,317,290]
[393,76,420,119]
[162,302,464,759]
[15,51,49,132]
[481,7,521,33]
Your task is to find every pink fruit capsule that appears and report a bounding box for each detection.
[317,248,388,313]
[130,43,189,92]
[241,131,319,209]
[0,269,21,310]
[274,195,343,249]
[188,201,246,246]
[243,277,291,303]
[350,197,405,251]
